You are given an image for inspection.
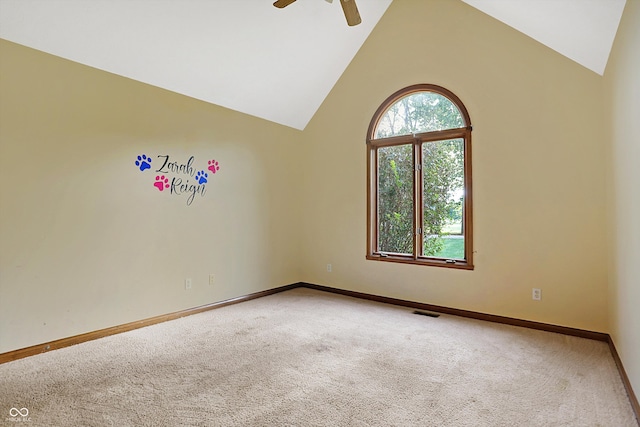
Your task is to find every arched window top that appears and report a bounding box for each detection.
[369,84,471,140]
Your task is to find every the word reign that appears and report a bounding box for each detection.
[170,177,206,205]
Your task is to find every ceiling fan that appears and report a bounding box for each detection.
[273,0,362,27]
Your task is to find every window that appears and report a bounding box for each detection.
[366,84,473,269]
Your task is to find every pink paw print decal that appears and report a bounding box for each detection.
[154,175,170,191]
[207,160,220,174]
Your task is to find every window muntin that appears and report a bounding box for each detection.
[367,84,473,269]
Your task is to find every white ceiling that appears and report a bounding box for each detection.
[0,0,627,130]
[460,0,627,76]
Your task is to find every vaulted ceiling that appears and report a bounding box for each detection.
[0,0,627,130]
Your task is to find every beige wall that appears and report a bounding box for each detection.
[0,40,303,353]
[300,0,608,332]
[605,0,640,404]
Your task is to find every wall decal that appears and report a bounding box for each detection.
[135,154,152,171]
[195,170,208,184]
[133,154,221,205]
[208,159,220,174]
[154,175,170,191]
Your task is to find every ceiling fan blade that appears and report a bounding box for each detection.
[273,0,297,8]
[340,0,361,26]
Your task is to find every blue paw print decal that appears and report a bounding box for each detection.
[135,154,152,171]
[195,170,208,184]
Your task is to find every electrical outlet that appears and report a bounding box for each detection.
[327,264,332,272]
[532,288,541,301]
[185,278,192,290]
[209,274,215,286]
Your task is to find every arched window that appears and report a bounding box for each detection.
[366,84,473,269]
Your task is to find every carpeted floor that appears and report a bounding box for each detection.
[1,288,637,426]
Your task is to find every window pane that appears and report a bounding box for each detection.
[375,92,464,139]
[422,139,464,259]
[378,144,413,254]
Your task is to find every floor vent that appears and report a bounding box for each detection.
[413,310,440,318]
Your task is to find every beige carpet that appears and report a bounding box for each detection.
[1,288,637,426]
